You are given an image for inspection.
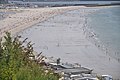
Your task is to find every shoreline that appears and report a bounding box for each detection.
[1,6,120,79]
[84,19,120,63]
[84,6,120,62]
[17,6,120,79]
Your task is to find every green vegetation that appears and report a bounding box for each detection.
[0,32,59,80]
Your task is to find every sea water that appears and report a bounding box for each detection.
[87,6,120,60]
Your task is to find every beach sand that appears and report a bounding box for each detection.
[0,6,120,79]
[0,6,83,37]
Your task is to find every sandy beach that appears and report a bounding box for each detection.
[0,6,120,79]
[0,6,82,37]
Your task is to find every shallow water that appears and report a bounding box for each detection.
[87,6,120,60]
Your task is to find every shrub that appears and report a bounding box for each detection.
[0,32,59,80]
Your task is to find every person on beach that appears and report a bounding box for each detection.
[57,58,61,65]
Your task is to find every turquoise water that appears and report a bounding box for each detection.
[87,6,120,60]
